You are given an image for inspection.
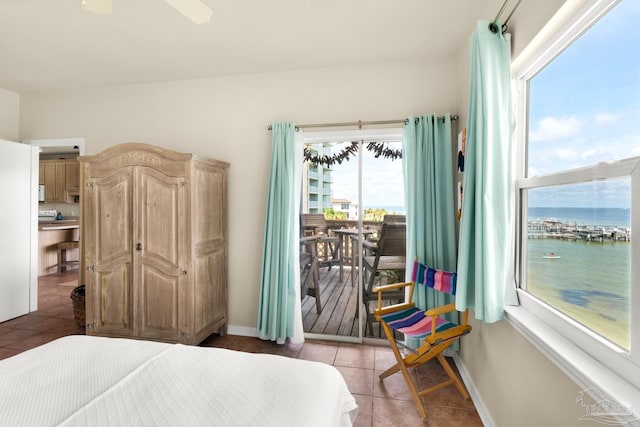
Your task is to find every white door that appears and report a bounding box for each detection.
[0,139,38,322]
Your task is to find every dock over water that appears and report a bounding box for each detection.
[528,219,631,242]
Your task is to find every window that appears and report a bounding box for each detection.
[511,0,640,410]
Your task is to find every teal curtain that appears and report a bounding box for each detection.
[257,122,304,344]
[403,114,458,347]
[456,21,516,323]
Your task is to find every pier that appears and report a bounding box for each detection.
[528,219,631,242]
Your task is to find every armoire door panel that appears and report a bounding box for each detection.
[94,263,133,334]
[93,170,133,265]
[193,166,225,245]
[138,167,184,269]
[139,264,180,339]
[193,247,226,331]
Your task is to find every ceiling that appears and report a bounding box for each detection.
[0,0,503,93]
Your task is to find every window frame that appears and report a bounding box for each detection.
[508,0,640,416]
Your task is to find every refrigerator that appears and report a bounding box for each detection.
[0,139,38,323]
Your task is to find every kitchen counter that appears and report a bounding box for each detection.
[38,220,79,231]
[38,220,80,276]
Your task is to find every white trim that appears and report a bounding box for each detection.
[227,324,258,337]
[29,147,39,312]
[632,154,640,358]
[453,353,495,427]
[512,0,621,80]
[22,137,86,155]
[518,156,640,188]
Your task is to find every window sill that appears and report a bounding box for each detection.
[503,296,640,422]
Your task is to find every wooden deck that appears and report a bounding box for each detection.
[301,264,398,338]
[301,265,361,337]
[300,218,405,338]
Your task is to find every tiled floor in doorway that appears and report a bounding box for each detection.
[0,272,483,427]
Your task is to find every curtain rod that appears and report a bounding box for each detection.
[267,115,458,131]
[489,0,523,34]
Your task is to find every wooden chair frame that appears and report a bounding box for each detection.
[300,214,340,271]
[300,235,322,313]
[373,280,471,422]
[361,222,406,336]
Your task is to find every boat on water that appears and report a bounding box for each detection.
[543,252,561,259]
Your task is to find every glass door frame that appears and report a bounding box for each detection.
[301,127,403,344]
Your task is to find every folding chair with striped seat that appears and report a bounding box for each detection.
[373,260,472,422]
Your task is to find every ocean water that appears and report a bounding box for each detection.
[528,206,631,227]
[526,207,631,349]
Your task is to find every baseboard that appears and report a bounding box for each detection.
[453,353,495,427]
[227,324,257,337]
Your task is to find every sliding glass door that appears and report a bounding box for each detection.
[299,128,403,342]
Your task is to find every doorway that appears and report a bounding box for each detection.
[23,137,85,310]
[299,128,404,343]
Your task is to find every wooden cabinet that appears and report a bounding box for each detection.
[40,159,79,202]
[80,143,229,345]
[65,161,79,194]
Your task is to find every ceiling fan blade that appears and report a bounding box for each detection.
[81,0,112,14]
[165,0,212,24]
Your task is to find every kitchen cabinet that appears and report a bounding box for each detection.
[65,161,79,194]
[40,159,79,202]
[80,143,229,345]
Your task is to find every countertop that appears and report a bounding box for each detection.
[38,219,79,231]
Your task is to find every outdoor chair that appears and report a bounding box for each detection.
[347,214,406,295]
[360,221,406,336]
[300,214,340,271]
[382,214,406,224]
[374,260,472,422]
[300,235,322,313]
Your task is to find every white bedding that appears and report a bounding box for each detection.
[0,336,357,427]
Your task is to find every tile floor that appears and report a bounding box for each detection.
[0,271,483,427]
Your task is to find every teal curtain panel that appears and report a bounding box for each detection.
[257,122,304,344]
[403,114,458,348]
[456,21,515,323]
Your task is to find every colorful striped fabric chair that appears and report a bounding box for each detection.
[373,260,472,422]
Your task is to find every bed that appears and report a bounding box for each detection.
[0,335,358,426]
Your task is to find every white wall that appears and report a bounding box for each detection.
[0,88,19,141]
[454,1,593,426]
[19,59,458,330]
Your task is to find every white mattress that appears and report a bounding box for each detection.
[0,335,357,427]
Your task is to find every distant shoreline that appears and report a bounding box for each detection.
[528,217,631,242]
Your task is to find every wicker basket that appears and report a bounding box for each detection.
[70,285,86,329]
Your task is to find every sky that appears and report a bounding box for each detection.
[327,140,405,209]
[527,0,640,208]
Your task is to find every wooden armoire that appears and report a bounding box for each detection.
[79,143,229,345]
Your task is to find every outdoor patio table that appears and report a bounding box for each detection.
[333,228,376,285]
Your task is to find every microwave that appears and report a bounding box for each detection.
[38,185,45,202]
